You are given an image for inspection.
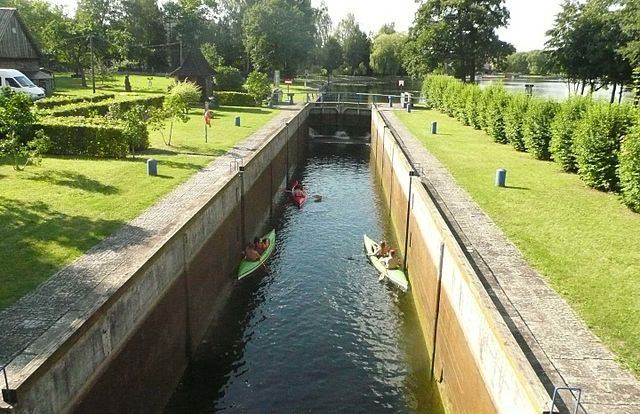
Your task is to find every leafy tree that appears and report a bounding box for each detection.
[527,50,554,76]
[320,37,343,81]
[504,52,530,74]
[336,14,371,75]
[244,71,271,105]
[201,42,225,68]
[406,0,512,82]
[108,104,150,157]
[153,81,201,146]
[370,32,407,76]
[242,0,315,75]
[214,66,245,91]
[117,0,167,70]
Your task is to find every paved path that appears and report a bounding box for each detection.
[382,108,640,414]
[0,106,302,407]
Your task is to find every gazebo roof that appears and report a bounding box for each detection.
[169,48,215,78]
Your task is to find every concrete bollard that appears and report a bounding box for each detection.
[431,121,438,134]
[147,158,158,176]
[495,168,507,187]
[406,102,412,113]
[388,95,393,108]
[235,116,241,127]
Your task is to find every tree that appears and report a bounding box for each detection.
[406,0,512,82]
[336,14,371,75]
[370,32,407,76]
[244,71,271,105]
[320,37,342,81]
[152,81,201,146]
[546,0,632,100]
[504,52,530,74]
[118,0,167,70]
[242,0,315,75]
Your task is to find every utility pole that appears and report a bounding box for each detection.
[179,40,183,66]
[90,34,96,94]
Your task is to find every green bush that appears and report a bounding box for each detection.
[214,66,245,91]
[422,75,452,111]
[464,85,483,129]
[523,98,559,160]
[478,84,503,132]
[550,96,591,172]
[36,116,134,158]
[620,123,640,212]
[485,85,511,144]
[504,93,530,151]
[442,79,465,117]
[213,91,257,107]
[44,95,164,117]
[574,102,636,191]
[0,87,35,141]
[244,71,271,105]
[35,93,116,109]
[455,85,473,125]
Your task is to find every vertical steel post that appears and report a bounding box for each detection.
[403,170,419,270]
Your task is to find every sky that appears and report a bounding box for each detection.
[48,0,564,52]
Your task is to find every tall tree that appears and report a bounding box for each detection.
[335,14,370,75]
[320,36,342,81]
[405,0,512,82]
[242,0,315,75]
[370,32,407,76]
[118,0,167,71]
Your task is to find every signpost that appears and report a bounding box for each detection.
[284,79,293,95]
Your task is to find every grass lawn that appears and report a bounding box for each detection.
[0,104,280,311]
[396,108,640,377]
[54,73,173,96]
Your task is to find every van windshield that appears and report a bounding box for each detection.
[15,76,35,87]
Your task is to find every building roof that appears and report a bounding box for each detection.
[0,8,43,59]
[169,48,215,78]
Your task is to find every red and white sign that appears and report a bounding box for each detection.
[284,79,293,85]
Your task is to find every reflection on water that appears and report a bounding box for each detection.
[164,141,442,413]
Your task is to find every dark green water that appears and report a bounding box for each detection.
[164,140,442,413]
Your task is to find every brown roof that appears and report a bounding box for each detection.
[169,48,214,78]
[0,8,42,59]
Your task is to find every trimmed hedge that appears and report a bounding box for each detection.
[620,123,640,212]
[35,93,116,109]
[213,91,257,107]
[523,98,559,160]
[550,96,591,172]
[574,102,636,192]
[36,116,148,158]
[465,85,483,129]
[485,85,510,144]
[43,95,164,117]
[504,93,530,151]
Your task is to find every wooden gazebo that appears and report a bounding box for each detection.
[169,48,214,101]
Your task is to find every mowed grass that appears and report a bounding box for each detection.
[0,103,280,310]
[150,106,280,155]
[54,73,173,96]
[396,108,640,376]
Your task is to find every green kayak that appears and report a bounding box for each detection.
[237,229,276,280]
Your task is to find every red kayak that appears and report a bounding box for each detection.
[290,180,307,208]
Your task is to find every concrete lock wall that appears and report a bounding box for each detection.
[3,108,309,414]
[370,108,550,414]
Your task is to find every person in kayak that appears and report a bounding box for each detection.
[381,249,400,270]
[254,237,269,253]
[374,241,390,258]
[292,185,306,198]
[244,243,261,261]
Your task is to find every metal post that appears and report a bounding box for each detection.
[90,35,96,94]
[179,40,183,65]
[1,365,17,405]
[239,166,245,244]
[430,243,445,379]
[403,170,419,270]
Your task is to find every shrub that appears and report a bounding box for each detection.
[574,102,636,191]
[214,66,245,91]
[504,93,530,151]
[620,123,640,212]
[523,98,559,160]
[43,95,164,117]
[478,84,503,132]
[36,116,131,158]
[0,87,35,141]
[35,93,116,109]
[211,91,256,107]
[155,80,201,146]
[244,71,271,105]
[443,80,466,118]
[465,85,483,129]
[485,85,511,144]
[422,75,452,110]
[550,96,591,172]
[108,104,150,155]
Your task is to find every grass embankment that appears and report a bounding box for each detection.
[0,104,280,310]
[396,108,640,376]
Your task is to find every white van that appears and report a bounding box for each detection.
[0,69,45,100]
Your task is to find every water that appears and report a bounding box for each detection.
[164,140,442,413]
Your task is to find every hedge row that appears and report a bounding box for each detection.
[36,116,148,158]
[42,95,164,117]
[212,91,256,107]
[422,75,640,212]
[35,93,116,109]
